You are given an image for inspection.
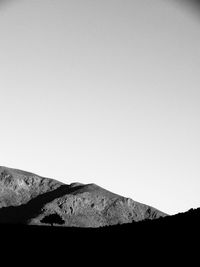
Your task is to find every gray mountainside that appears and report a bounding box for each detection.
[0,166,167,227]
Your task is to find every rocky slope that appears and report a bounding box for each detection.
[0,166,167,227]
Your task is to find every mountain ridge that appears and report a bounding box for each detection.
[0,166,167,227]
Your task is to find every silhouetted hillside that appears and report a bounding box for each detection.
[0,207,199,242]
[0,205,199,263]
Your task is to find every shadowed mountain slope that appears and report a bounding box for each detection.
[0,166,167,227]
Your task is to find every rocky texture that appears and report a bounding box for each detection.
[0,166,62,208]
[0,166,167,227]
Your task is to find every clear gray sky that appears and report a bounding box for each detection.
[0,0,200,215]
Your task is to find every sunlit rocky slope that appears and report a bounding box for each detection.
[0,166,167,227]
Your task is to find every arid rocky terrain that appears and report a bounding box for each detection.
[0,166,167,227]
[0,166,199,262]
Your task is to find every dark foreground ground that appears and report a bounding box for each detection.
[0,208,199,263]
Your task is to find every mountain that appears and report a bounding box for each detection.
[0,166,198,262]
[0,166,167,227]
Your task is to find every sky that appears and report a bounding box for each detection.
[0,0,200,215]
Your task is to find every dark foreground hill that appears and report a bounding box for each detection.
[0,207,199,262]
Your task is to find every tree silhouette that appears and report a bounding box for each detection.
[41,213,65,226]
